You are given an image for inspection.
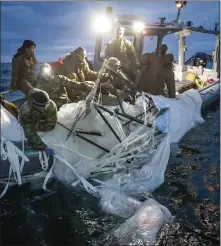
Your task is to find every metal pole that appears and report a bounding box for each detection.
[176,8,181,21]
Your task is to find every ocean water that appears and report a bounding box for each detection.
[0,63,220,245]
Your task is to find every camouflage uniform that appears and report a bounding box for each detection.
[97,74,133,106]
[0,94,19,119]
[105,38,140,80]
[36,74,94,107]
[139,53,176,98]
[160,54,176,98]
[19,89,57,150]
[138,52,161,94]
[36,74,70,109]
[10,53,36,91]
[61,53,97,82]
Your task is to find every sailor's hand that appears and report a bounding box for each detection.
[102,72,109,78]
[85,81,95,87]
[80,82,94,91]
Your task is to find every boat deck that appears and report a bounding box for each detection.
[175,80,195,93]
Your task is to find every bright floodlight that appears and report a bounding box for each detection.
[92,15,112,33]
[133,21,145,32]
[43,67,51,75]
[176,2,182,8]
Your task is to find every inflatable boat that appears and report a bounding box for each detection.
[0,64,219,198]
[1,10,220,200]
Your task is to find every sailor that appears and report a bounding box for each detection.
[60,47,98,82]
[138,44,168,93]
[0,94,19,119]
[36,63,95,106]
[10,40,37,93]
[159,44,168,59]
[97,57,135,105]
[139,53,176,97]
[159,53,176,98]
[104,25,140,81]
[19,88,57,154]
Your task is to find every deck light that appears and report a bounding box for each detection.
[133,21,145,32]
[92,15,112,33]
[175,1,187,9]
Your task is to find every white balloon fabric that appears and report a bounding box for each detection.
[1,105,25,141]
[38,89,204,201]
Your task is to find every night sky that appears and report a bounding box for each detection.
[1,1,220,63]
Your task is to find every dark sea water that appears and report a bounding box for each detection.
[0,63,220,245]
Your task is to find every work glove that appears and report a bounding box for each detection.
[44,146,55,156]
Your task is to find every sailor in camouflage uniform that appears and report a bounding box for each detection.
[19,88,57,151]
[105,25,140,81]
[36,63,95,107]
[10,40,37,94]
[97,57,136,105]
[60,47,98,82]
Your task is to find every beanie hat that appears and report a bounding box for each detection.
[23,40,36,48]
[32,90,50,108]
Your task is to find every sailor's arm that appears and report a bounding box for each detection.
[58,74,93,91]
[24,123,46,150]
[165,70,176,98]
[10,57,20,90]
[126,41,140,72]
[36,101,58,132]
[84,62,98,81]
[19,103,46,150]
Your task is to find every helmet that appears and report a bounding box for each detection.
[106,57,121,72]
[39,63,53,79]
[74,47,86,55]
[40,63,51,72]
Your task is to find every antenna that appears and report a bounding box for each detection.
[202,18,208,27]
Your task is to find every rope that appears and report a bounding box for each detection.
[0,134,29,198]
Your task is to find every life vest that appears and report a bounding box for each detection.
[185,72,205,89]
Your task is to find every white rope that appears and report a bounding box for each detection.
[0,134,29,198]
[43,157,56,190]
[50,153,99,197]
[39,150,49,171]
